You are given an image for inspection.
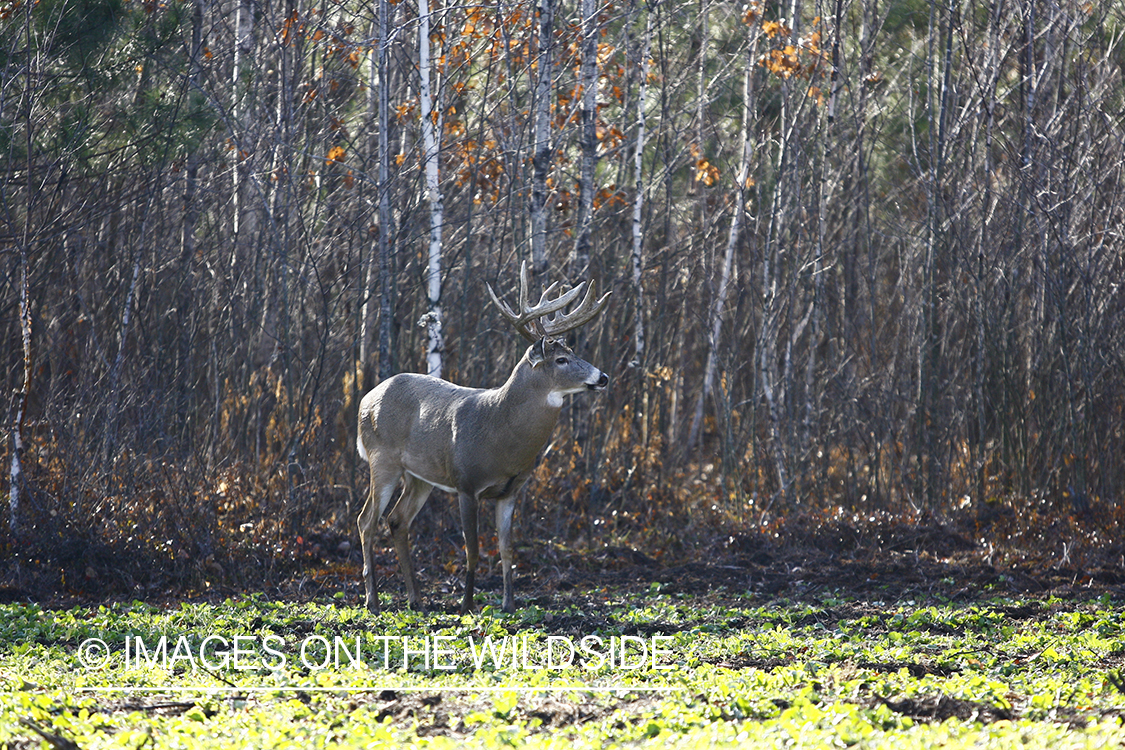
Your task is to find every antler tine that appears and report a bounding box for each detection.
[486,281,537,341]
[530,282,583,317]
[520,261,583,321]
[516,260,532,322]
[489,261,586,341]
[540,282,612,338]
[517,282,585,338]
[488,261,610,341]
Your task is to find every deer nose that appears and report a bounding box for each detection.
[588,372,609,391]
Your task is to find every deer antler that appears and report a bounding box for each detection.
[487,261,611,342]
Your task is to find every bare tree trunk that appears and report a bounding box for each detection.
[688,25,758,451]
[232,0,257,251]
[419,0,444,377]
[104,250,142,465]
[9,245,31,534]
[914,0,955,508]
[758,20,797,499]
[628,4,653,451]
[530,0,556,276]
[571,0,598,274]
[8,0,34,535]
[1018,0,1043,439]
[377,0,395,382]
[180,0,205,266]
[804,0,843,490]
[359,18,377,382]
[359,0,397,383]
[630,7,652,372]
[271,0,297,430]
[693,0,708,192]
[971,0,1004,507]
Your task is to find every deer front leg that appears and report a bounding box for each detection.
[495,495,517,613]
[458,492,480,614]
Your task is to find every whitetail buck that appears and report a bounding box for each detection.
[356,263,610,613]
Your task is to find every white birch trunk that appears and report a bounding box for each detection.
[8,432,21,535]
[419,0,444,378]
[359,17,378,376]
[9,247,31,534]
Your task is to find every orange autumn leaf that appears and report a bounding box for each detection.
[762,20,791,38]
[695,158,720,186]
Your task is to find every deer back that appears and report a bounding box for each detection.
[358,339,605,500]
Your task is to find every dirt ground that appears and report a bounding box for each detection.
[5,514,1125,610]
[322,516,1125,611]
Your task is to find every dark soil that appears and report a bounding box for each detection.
[5,515,1124,610]
[876,694,1012,724]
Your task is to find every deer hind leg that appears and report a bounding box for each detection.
[358,463,400,612]
[458,493,480,614]
[495,495,518,613]
[385,474,433,610]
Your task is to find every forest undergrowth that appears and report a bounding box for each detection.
[3,417,1122,607]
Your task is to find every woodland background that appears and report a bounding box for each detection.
[2,0,1124,595]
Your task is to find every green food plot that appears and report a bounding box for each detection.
[3,590,1125,748]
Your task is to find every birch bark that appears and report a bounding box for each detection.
[419,0,444,377]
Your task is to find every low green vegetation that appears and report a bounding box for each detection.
[3,588,1125,748]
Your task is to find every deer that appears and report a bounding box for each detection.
[356,262,610,614]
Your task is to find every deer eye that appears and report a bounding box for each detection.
[555,357,569,365]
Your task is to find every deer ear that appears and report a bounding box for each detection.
[528,338,548,368]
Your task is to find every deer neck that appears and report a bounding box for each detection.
[492,358,563,436]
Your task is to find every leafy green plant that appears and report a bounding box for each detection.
[3,590,1125,749]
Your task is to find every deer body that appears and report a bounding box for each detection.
[356,271,609,613]
[358,349,586,500]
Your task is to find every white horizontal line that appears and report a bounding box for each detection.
[79,685,683,694]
